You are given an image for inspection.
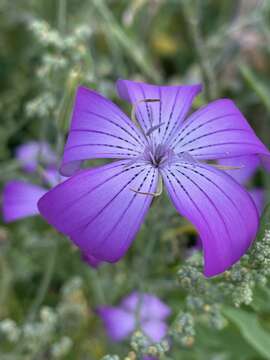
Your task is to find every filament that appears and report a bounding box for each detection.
[211,164,244,171]
[130,175,163,197]
[131,98,160,137]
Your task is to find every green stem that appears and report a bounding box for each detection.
[239,63,270,113]
[27,243,58,322]
[92,0,161,82]
[88,269,106,305]
[182,0,218,101]
[58,0,66,35]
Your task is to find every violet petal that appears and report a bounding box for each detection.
[38,160,158,263]
[16,141,57,172]
[171,99,270,162]
[3,180,46,222]
[161,161,259,277]
[142,319,168,343]
[116,79,202,145]
[61,86,146,176]
[97,306,135,342]
[218,155,260,184]
[121,292,171,320]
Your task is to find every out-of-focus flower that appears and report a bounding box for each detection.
[38,81,270,276]
[194,154,265,251]
[3,141,59,222]
[219,155,265,215]
[0,319,21,343]
[3,180,47,222]
[15,141,57,173]
[97,292,170,343]
[2,142,99,267]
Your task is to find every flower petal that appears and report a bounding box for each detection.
[249,188,265,216]
[16,141,57,172]
[38,160,158,262]
[218,155,260,184]
[97,306,135,342]
[121,292,171,320]
[116,79,202,144]
[81,252,102,268]
[61,86,146,176]
[161,162,259,277]
[3,181,46,222]
[42,167,63,187]
[142,320,168,343]
[170,99,270,162]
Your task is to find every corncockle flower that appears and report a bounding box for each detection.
[38,81,270,276]
[15,141,57,172]
[97,292,170,344]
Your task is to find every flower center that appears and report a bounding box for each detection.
[144,143,174,168]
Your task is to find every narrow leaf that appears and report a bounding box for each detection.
[224,307,270,359]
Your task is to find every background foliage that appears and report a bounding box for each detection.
[1,0,270,359]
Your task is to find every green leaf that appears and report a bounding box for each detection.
[223,307,270,359]
[194,324,257,360]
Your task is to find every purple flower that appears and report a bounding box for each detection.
[38,81,270,276]
[2,167,63,223]
[3,180,47,222]
[15,141,57,173]
[97,292,170,343]
[3,142,59,223]
[2,147,100,268]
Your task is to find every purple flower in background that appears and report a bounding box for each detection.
[3,180,47,222]
[15,141,57,172]
[97,292,170,343]
[219,155,265,214]
[194,154,265,251]
[2,142,100,267]
[3,141,59,222]
[38,81,270,276]
[3,141,57,221]
[2,168,61,223]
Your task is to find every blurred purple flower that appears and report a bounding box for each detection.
[194,154,265,252]
[3,180,47,222]
[15,141,57,173]
[38,81,270,276]
[3,141,59,223]
[2,174,100,269]
[219,155,265,215]
[97,292,170,343]
[2,166,63,223]
[2,148,101,268]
